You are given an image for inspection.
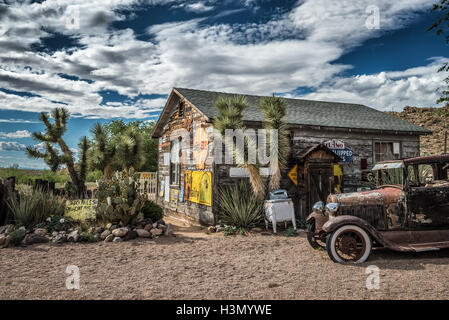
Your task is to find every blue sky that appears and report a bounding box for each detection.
[0,0,447,169]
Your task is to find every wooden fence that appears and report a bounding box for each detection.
[139,172,157,201]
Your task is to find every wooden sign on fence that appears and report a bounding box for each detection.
[65,199,97,221]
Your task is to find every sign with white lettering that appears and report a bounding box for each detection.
[324,139,345,150]
[333,147,354,163]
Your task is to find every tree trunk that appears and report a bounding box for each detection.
[104,162,112,180]
[58,138,83,197]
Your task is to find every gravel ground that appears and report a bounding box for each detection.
[1,219,449,300]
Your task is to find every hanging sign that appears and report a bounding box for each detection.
[325,139,354,163]
[288,164,298,186]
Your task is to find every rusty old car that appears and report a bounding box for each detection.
[306,154,449,263]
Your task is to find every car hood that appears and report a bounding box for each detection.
[327,186,403,207]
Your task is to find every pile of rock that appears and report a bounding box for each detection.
[0,218,173,248]
[100,219,172,243]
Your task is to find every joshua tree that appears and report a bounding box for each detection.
[88,122,116,179]
[115,126,145,172]
[26,108,88,196]
[214,95,265,200]
[259,95,290,192]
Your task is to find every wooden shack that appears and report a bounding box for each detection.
[152,87,431,224]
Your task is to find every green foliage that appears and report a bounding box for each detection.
[6,187,66,228]
[284,227,298,237]
[115,126,145,171]
[88,120,156,176]
[103,120,158,172]
[223,225,238,236]
[213,95,248,135]
[95,168,146,226]
[0,166,69,184]
[86,170,104,182]
[258,95,290,192]
[35,216,74,233]
[213,95,265,200]
[142,199,163,221]
[217,180,264,229]
[8,229,26,246]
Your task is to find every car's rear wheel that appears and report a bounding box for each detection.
[326,225,372,263]
[307,220,326,250]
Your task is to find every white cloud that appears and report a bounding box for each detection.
[294,58,448,111]
[0,119,39,123]
[0,0,442,120]
[184,2,214,13]
[0,141,26,151]
[0,130,31,139]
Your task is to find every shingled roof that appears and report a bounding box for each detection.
[172,87,431,134]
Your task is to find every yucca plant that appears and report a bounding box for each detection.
[217,180,264,229]
[259,95,290,192]
[214,95,265,200]
[6,187,66,228]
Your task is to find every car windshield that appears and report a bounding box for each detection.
[371,161,404,187]
[376,168,403,186]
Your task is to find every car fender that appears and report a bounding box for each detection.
[322,215,389,248]
[306,212,329,232]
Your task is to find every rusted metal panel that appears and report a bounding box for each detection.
[403,154,449,165]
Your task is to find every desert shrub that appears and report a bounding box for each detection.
[95,168,146,226]
[142,200,163,221]
[6,187,66,229]
[86,170,104,182]
[35,216,74,233]
[223,225,238,236]
[217,180,264,229]
[8,229,26,246]
[284,227,298,237]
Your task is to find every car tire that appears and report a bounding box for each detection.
[307,220,325,250]
[326,225,372,263]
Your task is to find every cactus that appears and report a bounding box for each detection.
[95,168,145,226]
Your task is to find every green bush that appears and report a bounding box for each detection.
[8,229,26,246]
[217,180,264,229]
[86,170,104,182]
[223,225,238,236]
[142,200,163,221]
[35,216,74,233]
[95,168,146,226]
[6,187,66,229]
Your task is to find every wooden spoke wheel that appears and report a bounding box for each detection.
[326,225,372,263]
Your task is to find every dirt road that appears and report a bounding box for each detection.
[1,219,449,300]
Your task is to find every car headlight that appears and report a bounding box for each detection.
[325,202,339,217]
[312,201,324,214]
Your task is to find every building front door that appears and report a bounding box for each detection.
[307,164,334,214]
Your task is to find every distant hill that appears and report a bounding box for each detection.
[388,106,449,156]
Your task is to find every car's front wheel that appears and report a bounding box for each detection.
[326,225,372,263]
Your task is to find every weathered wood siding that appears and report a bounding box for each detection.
[156,94,215,225]
[290,127,420,191]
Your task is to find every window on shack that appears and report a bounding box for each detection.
[170,139,180,185]
[375,142,400,162]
